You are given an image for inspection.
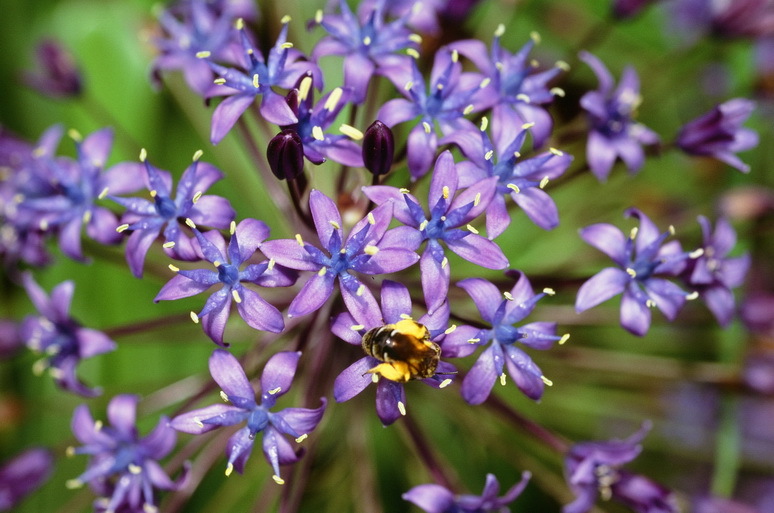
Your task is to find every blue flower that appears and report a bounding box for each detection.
[443,272,566,404]
[363,151,506,314]
[579,51,659,182]
[68,395,187,513]
[575,209,697,336]
[403,472,531,513]
[111,150,235,277]
[202,17,322,143]
[261,189,419,320]
[20,273,116,397]
[310,0,419,104]
[377,49,487,179]
[0,448,53,511]
[170,349,326,483]
[155,218,295,346]
[331,280,456,425]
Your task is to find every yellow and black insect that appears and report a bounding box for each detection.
[361,319,441,383]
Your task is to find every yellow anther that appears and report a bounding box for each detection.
[442,185,450,199]
[194,417,204,428]
[495,23,506,37]
[315,10,323,23]
[268,258,276,271]
[281,15,292,24]
[325,87,343,111]
[235,18,244,30]
[474,193,481,206]
[441,256,448,269]
[139,148,148,162]
[686,291,699,300]
[480,116,489,131]
[252,74,260,88]
[312,126,325,141]
[340,124,364,140]
[399,188,410,194]
[484,150,494,161]
[280,42,293,49]
[371,373,379,383]
[66,479,84,489]
[516,93,530,103]
[268,386,282,395]
[193,191,203,204]
[406,48,420,59]
[220,390,229,402]
[504,291,515,301]
[195,51,211,59]
[397,401,407,416]
[66,446,76,457]
[225,463,234,477]
[295,434,308,443]
[329,220,341,230]
[468,338,480,344]
[214,78,226,85]
[116,224,130,233]
[356,284,366,296]
[541,375,553,386]
[689,248,705,259]
[645,299,657,308]
[98,187,109,199]
[231,289,241,303]
[539,177,549,189]
[467,224,479,234]
[422,121,432,134]
[350,324,365,331]
[128,464,142,475]
[362,36,372,46]
[399,313,412,320]
[626,268,637,278]
[439,378,452,388]
[543,287,556,295]
[190,311,199,323]
[185,218,197,229]
[556,60,570,71]
[550,87,565,97]
[462,104,475,115]
[668,225,676,236]
[479,77,491,89]
[409,34,422,43]
[295,233,304,246]
[213,260,221,268]
[364,245,379,255]
[629,226,639,240]
[273,475,286,485]
[193,149,203,161]
[444,324,457,335]
[549,147,564,156]
[162,241,175,249]
[82,210,92,224]
[404,80,414,91]
[68,128,83,142]
[559,333,570,345]
[451,49,459,62]
[317,267,327,276]
[500,373,507,386]
[530,31,541,44]
[298,76,312,101]
[419,220,428,231]
[168,264,180,272]
[367,212,376,225]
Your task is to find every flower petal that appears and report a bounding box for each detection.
[260,351,301,400]
[209,348,256,405]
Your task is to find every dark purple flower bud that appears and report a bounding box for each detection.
[676,98,758,173]
[612,0,660,19]
[23,39,82,98]
[362,120,394,176]
[0,448,53,511]
[267,129,305,181]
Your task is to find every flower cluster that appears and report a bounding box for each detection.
[1,0,767,512]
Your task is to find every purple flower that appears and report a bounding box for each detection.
[23,38,83,98]
[443,272,566,404]
[377,49,487,179]
[403,472,531,513]
[579,51,659,182]
[682,216,750,326]
[612,0,660,19]
[332,280,456,425]
[693,496,764,513]
[111,150,235,277]
[363,151,506,314]
[155,218,294,346]
[449,27,565,148]
[170,349,326,483]
[20,273,116,396]
[454,120,573,237]
[0,448,53,511]
[575,208,695,336]
[310,0,419,104]
[261,189,418,320]
[16,127,144,261]
[282,75,364,166]
[151,0,246,96]
[68,395,187,513]
[563,422,678,513]
[672,0,774,40]
[676,98,759,173]
[203,17,321,143]
[360,0,446,35]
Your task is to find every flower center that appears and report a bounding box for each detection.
[218,263,240,285]
[154,195,178,219]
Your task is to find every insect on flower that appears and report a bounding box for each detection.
[361,319,441,382]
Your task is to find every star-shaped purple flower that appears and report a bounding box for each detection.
[443,272,566,404]
[261,189,419,320]
[19,273,116,396]
[151,0,244,96]
[676,98,759,173]
[281,74,364,166]
[449,27,565,148]
[363,150,506,314]
[68,395,187,513]
[563,422,678,513]
[579,51,659,182]
[0,448,53,511]
[575,208,696,336]
[202,17,322,143]
[111,150,235,277]
[403,472,531,513]
[332,280,456,425]
[310,0,419,104]
[170,349,326,484]
[377,49,487,179]
[454,120,573,237]
[16,128,145,261]
[682,216,750,326]
[154,218,295,346]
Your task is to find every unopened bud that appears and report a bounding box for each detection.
[267,129,305,181]
[361,120,394,176]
